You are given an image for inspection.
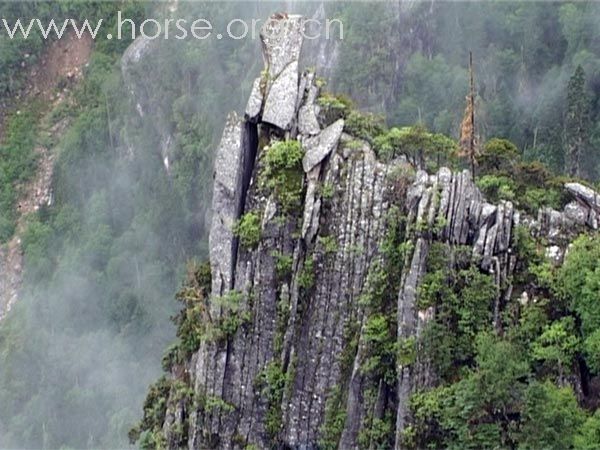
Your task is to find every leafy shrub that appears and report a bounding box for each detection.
[344,111,386,142]
[479,138,520,174]
[477,174,517,203]
[256,362,288,438]
[317,92,354,124]
[298,257,315,289]
[318,235,339,254]
[261,140,304,212]
[374,124,457,168]
[272,251,293,277]
[234,211,261,249]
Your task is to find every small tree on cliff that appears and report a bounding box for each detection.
[565,65,591,178]
[459,51,478,179]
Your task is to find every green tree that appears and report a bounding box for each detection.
[519,381,585,450]
[479,138,520,174]
[531,317,580,382]
[565,65,591,178]
[575,410,600,450]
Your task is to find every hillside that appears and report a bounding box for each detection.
[131,15,600,449]
[0,2,599,448]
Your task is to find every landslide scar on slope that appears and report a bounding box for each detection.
[0,31,93,321]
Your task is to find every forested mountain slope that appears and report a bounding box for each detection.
[133,14,600,450]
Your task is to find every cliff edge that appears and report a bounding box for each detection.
[131,15,600,450]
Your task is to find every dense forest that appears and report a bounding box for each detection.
[0,1,599,448]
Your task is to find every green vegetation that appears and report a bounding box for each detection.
[260,139,305,212]
[409,232,600,449]
[2,1,600,449]
[318,235,339,254]
[343,110,386,142]
[273,250,293,278]
[0,106,40,241]
[317,92,354,124]
[234,211,262,249]
[334,2,600,180]
[127,376,171,449]
[164,261,211,367]
[256,361,288,439]
[319,182,335,200]
[476,144,572,214]
[0,1,264,448]
[374,124,458,168]
[298,256,315,290]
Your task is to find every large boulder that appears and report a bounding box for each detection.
[260,14,305,79]
[262,61,299,130]
[301,118,344,172]
[565,182,600,212]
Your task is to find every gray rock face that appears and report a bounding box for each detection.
[209,113,245,305]
[297,72,321,136]
[244,77,263,122]
[566,182,600,212]
[121,37,175,169]
[260,15,305,79]
[301,118,344,172]
[262,61,299,130]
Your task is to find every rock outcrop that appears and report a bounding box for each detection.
[150,14,600,450]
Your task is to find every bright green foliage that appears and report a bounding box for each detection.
[397,336,417,367]
[256,362,288,439]
[410,333,529,450]
[476,156,567,214]
[373,125,457,169]
[261,140,305,212]
[130,378,195,448]
[319,386,347,450]
[362,314,397,383]
[272,251,293,277]
[575,410,600,450]
[507,300,549,353]
[555,235,600,375]
[128,376,171,448]
[298,257,315,290]
[418,246,497,379]
[412,231,600,450]
[234,211,262,249]
[556,235,600,335]
[479,138,519,173]
[317,92,354,124]
[319,182,335,200]
[318,235,339,254]
[583,329,600,374]
[358,411,395,450]
[531,317,580,380]
[519,381,585,450]
[476,174,517,203]
[212,290,250,340]
[165,262,212,367]
[344,111,386,142]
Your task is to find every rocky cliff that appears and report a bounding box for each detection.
[135,16,600,450]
